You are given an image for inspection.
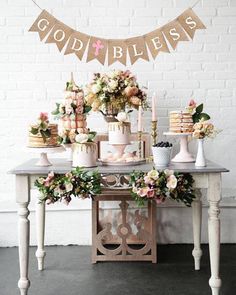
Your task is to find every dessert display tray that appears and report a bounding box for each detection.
[98,158,146,166]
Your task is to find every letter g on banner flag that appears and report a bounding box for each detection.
[29,10,57,41]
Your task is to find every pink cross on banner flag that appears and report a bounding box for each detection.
[87,37,108,65]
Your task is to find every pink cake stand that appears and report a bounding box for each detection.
[163,132,195,163]
[27,146,65,166]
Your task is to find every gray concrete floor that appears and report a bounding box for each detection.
[0,245,236,295]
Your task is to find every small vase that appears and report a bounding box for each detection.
[195,138,206,167]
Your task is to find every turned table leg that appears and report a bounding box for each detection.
[207,173,222,295]
[16,175,30,295]
[192,189,202,270]
[35,200,46,271]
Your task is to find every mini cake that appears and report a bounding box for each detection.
[72,142,97,167]
[108,122,131,145]
[169,111,193,133]
[29,124,58,147]
[28,113,59,148]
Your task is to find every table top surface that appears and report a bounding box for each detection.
[10,158,229,175]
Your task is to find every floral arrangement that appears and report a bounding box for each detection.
[52,81,91,120]
[35,167,101,204]
[75,131,96,143]
[186,99,210,123]
[52,80,92,145]
[84,70,148,114]
[30,112,51,143]
[193,120,219,139]
[130,169,195,207]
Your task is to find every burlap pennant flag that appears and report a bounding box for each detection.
[64,31,90,60]
[108,39,127,66]
[162,20,189,50]
[87,37,108,65]
[29,10,57,41]
[126,37,149,65]
[177,8,206,39]
[45,21,74,52]
[145,28,170,59]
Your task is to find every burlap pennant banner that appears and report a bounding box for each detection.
[162,20,189,50]
[87,37,108,65]
[29,8,206,65]
[65,31,90,60]
[145,28,170,59]
[45,21,74,52]
[29,10,57,41]
[126,37,149,65]
[108,39,127,66]
[177,8,206,39]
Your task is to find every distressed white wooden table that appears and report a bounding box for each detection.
[10,159,228,295]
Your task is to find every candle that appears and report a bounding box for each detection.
[152,92,157,121]
[138,105,142,132]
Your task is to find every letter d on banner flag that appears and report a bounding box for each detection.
[177,8,206,39]
[108,40,127,66]
[29,10,57,41]
[64,31,90,60]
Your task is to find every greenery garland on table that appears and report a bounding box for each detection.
[35,167,195,207]
[35,167,101,204]
[129,169,195,207]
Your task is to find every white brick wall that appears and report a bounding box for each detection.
[0,0,236,244]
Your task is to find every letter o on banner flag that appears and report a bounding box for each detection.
[45,21,74,52]
[108,39,127,66]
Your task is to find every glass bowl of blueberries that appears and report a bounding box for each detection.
[152,141,173,167]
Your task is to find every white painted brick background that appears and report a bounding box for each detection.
[0,0,236,214]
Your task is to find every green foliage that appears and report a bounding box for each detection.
[129,169,195,207]
[192,103,211,123]
[35,168,102,204]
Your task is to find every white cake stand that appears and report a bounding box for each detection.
[27,146,66,166]
[163,132,195,163]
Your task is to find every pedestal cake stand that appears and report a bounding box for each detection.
[163,132,195,163]
[27,146,65,166]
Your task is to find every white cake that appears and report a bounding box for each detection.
[72,142,97,167]
[108,122,131,145]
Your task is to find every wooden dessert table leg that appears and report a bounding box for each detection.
[192,189,202,270]
[207,173,222,295]
[35,200,46,271]
[16,175,30,295]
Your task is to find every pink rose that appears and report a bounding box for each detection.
[44,171,54,187]
[76,105,84,114]
[124,86,139,97]
[189,99,197,108]
[39,112,48,121]
[137,187,149,198]
[147,189,155,199]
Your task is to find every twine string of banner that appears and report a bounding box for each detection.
[29,0,206,65]
[31,0,202,11]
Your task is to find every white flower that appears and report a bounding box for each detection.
[116,112,128,122]
[91,84,102,94]
[108,80,118,90]
[166,175,177,189]
[75,133,89,143]
[164,169,174,177]
[59,104,65,114]
[147,169,159,180]
[64,91,72,99]
[65,105,73,114]
[65,183,73,192]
